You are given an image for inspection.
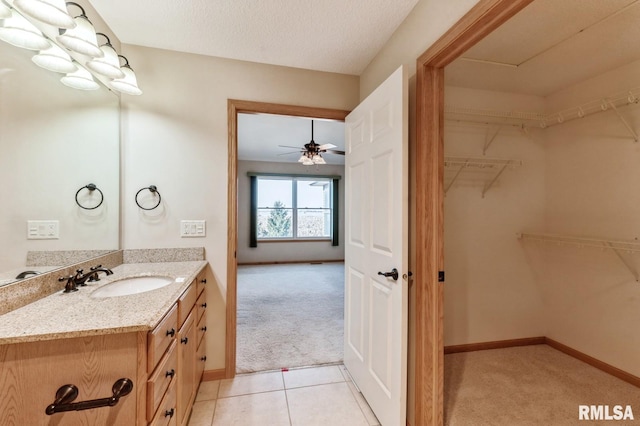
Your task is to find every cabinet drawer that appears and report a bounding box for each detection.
[148,304,178,373]
[147,341,178,421]
[196,291,207,322]
[196,335,206,382]
[178,283,197,327]
[196,272,206,296]
[196,310,207,348]
[149,380,177,426]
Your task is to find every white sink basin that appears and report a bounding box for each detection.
[91,276,175,298]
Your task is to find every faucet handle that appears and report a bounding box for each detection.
[58,275,77,293]
[90,265,102,271]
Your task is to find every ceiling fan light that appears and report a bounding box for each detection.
[56,15,102,58]
[302,156,314,166]
[60,64,99,90]
[108,64,142,95]
[298,154,307,163]
[312,154,326,165]
[14,0,75,29]
[86,42,124,79]
[0,9,51,50]
[32,43,77,73]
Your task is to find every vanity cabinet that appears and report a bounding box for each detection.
[0,271,207,426]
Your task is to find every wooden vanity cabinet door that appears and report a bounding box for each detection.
[177,310,197,426]
[196,272,207,296]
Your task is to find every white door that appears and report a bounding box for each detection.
[344,66,408,426]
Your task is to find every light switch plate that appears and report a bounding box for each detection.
[180,220,206,237]
[27,220,59,239]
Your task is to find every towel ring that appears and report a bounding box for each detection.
[135,185,161,210]
[75,183,104,210]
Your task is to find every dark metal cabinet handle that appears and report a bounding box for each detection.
[45,378,133,415]
[201,326,207,332]
[181,337,189,344]
[378,268,399,281]
[200,279,207,284]
[166,328,175,337]
[200,356,207,362]
[164,408,175,418]
[165,369,175,378]
[201,303,207,308]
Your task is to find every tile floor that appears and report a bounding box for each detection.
[188,364,380,426]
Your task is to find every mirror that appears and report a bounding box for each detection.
[0,40,120,286]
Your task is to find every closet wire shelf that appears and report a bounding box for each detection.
[517,232,640,282]
[445,84,640,141]
[444,156,522,197]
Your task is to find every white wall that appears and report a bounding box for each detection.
[538,58,640,377]
[120,45,359,370]
[443,87,547,346]
[236,160,345,264]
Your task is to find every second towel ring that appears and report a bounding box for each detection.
[75,183,104,210]
[135,185,162,210]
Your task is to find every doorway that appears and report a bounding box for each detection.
[226,100,349,376]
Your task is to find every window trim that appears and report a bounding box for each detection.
[248,172,341,247]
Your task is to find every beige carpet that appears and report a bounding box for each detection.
[236,263,344,373]
[445,345,640,425]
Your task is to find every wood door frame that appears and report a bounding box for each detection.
[413,0,534,424]
[226,100,350,377]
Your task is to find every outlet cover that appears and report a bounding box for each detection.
[180,220,206,237]
[27,220,59,239]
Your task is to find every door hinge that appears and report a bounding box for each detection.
[438,271,445,282]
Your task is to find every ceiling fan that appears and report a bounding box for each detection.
[278,120,345,165]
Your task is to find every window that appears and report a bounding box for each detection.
[249,173,340,246]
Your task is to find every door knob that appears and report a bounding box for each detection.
[378,268,399,281]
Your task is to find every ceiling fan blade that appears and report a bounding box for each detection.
[326,149,345,155]
[278,145,303,149]
[318,143,337,150]
[277,151,301,156]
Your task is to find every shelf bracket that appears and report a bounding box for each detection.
[445,161,468,194]
[606,242,639,282]
[606,100,638,142]
[482,162,510,198]
[483,125,503,155]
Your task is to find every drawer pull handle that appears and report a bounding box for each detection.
[164,408,175,418]
[166,328,175,337]
[201,326,207,332]
[165,369,175,378]
[181,337,189,344]
[201,356,207,362]
[201,303,207,308]
[200,279,207,284]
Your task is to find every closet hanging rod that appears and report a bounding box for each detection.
[444,156,522,168]
[516,232,640,253]
[445,105,544,122]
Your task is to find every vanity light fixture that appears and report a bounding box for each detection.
[56,2,102,58]
[0,9,51,50]
[32,43,77,73]
[13,0,75,29]
[108,54,142,95]
[0,2,11,19]
[85,33,124,79]
[60,63,99,90]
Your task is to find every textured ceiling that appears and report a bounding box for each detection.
[238,113,345,165]
[446,0,640,96]
[87,0,419,75]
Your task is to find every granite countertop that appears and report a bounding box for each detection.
[0,261,207,345]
